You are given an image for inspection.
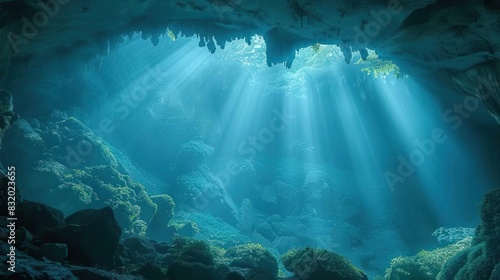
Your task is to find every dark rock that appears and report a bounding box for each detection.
[123,236,157,264]
[18,200,65,235]
[166,261,215,280]
[40,207,121,269]
[123,236,156,255]
[39,243,68,263]
[153,242,170,254]
[135,262,165,280]
[244,268,275,280]
[15,226,33,248]
[214,264,231,279]
[226,271,245,280]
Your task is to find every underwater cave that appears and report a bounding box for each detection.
[1,0,500,279]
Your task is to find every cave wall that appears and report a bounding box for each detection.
[1,0,499,119]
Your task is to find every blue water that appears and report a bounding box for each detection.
[3,33,500,278]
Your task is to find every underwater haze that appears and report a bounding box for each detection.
[1,10,500,280]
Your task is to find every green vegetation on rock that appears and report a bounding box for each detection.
[61,165,157,233]
[282,247,368,280]
[225,243,278,277]
[166,237,217,280]
[383,237,472,280]
[437,188,500,280]
[355,53,406,79]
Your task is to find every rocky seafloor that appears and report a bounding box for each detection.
[1,180,499,280]
[1,88,500,279]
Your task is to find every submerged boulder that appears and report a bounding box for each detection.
[123,236,158,265]
[383,237,472,280]
[134,262,165,280]
[39,206,121,269]
[225,243,278,278]
[18,200,65,235]
[166,261,215,280]
[38,243,68,263]
[165,238,216,280]
[281,247,368,280]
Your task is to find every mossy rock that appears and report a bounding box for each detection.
[166,238,217,280]
[384,237,471,280]
[438,242,496,280]
[437,189,500,280]
[479,188,500,257]
[60,165,157,233]
[62,182,93,205]
[150,194,175,221]
[169,237,215,266]
[282,247,367,280]
[224,243,278,277]
[458,246,495,279]
[436,247,469,280]
[147,194,176,241]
